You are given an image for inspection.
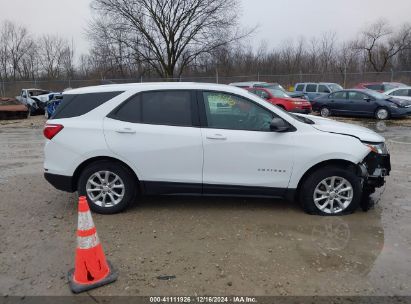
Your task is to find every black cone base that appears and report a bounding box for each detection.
[68,260,118,294]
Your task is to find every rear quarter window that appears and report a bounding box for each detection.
[295,84,305,92]
[52,91,123,119]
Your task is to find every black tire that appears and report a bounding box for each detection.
[77,160,137,214]
[277,104,286,110]
[374,107,390,120]
[300,166,362,216]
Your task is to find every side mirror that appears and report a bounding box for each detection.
[363,97,371,102]
[270,118,290,132]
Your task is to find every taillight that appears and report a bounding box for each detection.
[43,124,64,140]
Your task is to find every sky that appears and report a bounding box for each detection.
[0,0,410,56]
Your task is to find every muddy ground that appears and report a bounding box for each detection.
[0,115,410,297]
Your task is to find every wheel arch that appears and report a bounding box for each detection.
[292,159,358,201]
[374,106,390,119]
[72,156,140,192]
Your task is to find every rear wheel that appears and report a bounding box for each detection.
[300,166,362,216]
[77,160,137,214]
[320,107,331,117]
[375,107,390,120]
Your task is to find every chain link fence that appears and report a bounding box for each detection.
[2,71,411,97]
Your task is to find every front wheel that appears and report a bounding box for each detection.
[375,107,390,120]
[300,166,362,216]
[77,160,137,214]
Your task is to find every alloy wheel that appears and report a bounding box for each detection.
[313,176,353,214]
[376,108,388,120]
[86,171,125,207]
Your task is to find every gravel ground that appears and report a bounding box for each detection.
[0,115,411,297]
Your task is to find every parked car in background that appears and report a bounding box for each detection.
[229,81,305,99]
[294,82,343,101]
[312,89,411,120]
[16,88,60,115]
[353,82,407,92]
[253,83,306,99]
[384,86,411,101]
[44,83,390,216]
[45,94,63,119]
[247,87,312,113]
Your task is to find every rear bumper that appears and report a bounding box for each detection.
[44,172,75,192]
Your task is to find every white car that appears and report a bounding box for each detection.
[16,89,60,114]
[43,83,391,215]
[385,86,411,101]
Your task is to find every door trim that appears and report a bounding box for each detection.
[142,181,289,198]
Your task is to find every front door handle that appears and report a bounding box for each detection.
[206,134,227,140]
[115,128,136,134]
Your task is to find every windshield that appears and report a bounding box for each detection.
[328,84,343,92]
[365,90,390,100]
[384,83,406,91]
[268,89,290,98]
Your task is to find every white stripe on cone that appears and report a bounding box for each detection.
[77,234,100,249]
[78,211,95,231]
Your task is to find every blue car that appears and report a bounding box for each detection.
[45,94,63,119]
[312,89,411,120]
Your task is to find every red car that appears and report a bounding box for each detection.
[247,87,312,113]
[353,82,407,93]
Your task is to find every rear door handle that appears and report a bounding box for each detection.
[206,134,227,140]
[115,128,136,134]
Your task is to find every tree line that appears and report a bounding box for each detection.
[1,0,411,83]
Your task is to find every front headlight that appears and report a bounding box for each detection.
[292,101,303,105]
[363,142,388,154]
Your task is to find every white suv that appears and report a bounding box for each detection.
[44,83,391,215]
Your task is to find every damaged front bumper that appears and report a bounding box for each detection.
[358,152,391,190]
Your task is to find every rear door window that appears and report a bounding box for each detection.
[348,91,366,101]
[330,92,347,99]
[305,84,318,92]
[111,90,196,127]
[52,91,123,119]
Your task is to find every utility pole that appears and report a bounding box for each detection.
[343,64,347,89]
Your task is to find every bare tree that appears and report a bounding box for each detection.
[356,19,411,72]
[89,0,252,78]
[38,34,72,79]
[0,21,34,80]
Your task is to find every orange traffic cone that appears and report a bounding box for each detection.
[68,196,118,293]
